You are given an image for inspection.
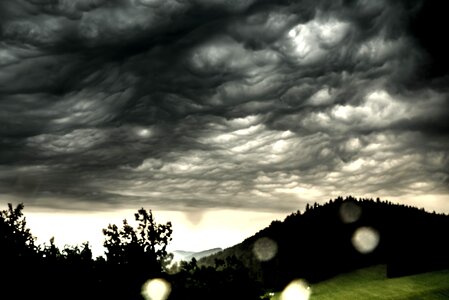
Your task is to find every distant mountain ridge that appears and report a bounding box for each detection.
[198,196,449,289]
[172,247,222,262]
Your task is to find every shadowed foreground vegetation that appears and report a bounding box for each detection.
[1,196,449,300]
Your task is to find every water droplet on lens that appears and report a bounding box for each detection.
[253,237,278,261]
[352,226,379,254]
[280,279,311,300]
[339,201,362,223]
[141,278,171,300]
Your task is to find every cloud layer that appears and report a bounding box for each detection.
[1,0,448,213]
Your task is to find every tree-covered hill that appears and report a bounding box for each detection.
[199,196,449,290]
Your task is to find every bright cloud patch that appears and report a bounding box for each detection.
[281,18,349,64]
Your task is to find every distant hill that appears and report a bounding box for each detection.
[199,196,449,290]
[172,248,222,263]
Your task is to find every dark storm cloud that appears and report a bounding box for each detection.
[0,0,448,212]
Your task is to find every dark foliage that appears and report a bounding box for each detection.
[100,208,173,299]
[0,203,36,260]
[0,204,173,300]
[1,197,449,299]
[169,257,263,300]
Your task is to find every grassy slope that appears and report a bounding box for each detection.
[271,265,449,300]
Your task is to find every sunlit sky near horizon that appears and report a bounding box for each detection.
[23,208,289,257]
[0,0,448,255]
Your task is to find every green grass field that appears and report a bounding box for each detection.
[270,265,449,300]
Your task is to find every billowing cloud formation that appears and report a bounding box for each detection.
[1,0,448,213]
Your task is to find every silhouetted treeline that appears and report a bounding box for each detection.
[2,197,449,299]
[0,204,171,299]
[0,203,263,300]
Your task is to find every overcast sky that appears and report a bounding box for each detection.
[1,0,448,252]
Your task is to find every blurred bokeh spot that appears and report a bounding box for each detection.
[352,227,380,254]
[141,278,171,300]
[339,201,362,223]
[280,279,311,300]
[253,237,278,261]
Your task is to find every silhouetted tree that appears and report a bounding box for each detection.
[102,208,173,271]
[62,242,93,263]
[0,203,36,261]
[101,208,173,299]
[40,237,61,261]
